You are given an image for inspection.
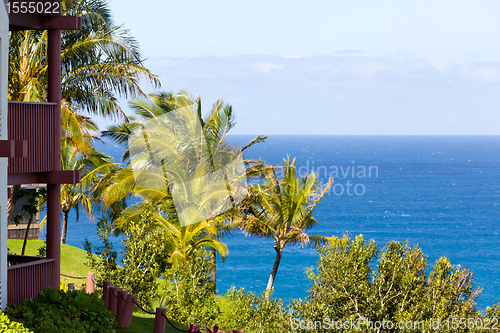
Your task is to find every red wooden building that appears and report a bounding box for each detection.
[0,0,81,308]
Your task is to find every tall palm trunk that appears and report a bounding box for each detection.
[61,211,69,244]
[211,248,217,293]
[7,185,21,224]
[265,246,283,299]
[21,214,34,255]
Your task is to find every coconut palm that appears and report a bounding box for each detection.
[238,157,333,299]
[106,165,229,271]
[102,91,267,288]
[155,215,228,267]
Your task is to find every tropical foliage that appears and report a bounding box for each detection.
[0,312,33,333]
[290,234,491,333]
[84,218,119,286]
[216,288,292,333]
[5,288,115,333]
[160,250,218,326]
[102,91,266,288]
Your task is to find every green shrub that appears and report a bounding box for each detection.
[290,234,499,333]
[85,213,171,309]
[161,250,219,327]
[0,312,33,333]
[84,218,120,285]
[216,288,291,333]
[5,288,115,333]
[115,211,171,308]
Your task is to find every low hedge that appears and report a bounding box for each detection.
[5,288,115,333]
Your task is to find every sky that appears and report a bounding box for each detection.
[104,0,500,135]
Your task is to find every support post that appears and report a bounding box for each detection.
[117,294,136,329]
[103,281,111,308]
[109,286,120,317]
[117,290,128,324]
[153,307,167,333]
[45,28,62,289]
[86,273,95,294]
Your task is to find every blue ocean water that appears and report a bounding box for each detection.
[47,135,500,310]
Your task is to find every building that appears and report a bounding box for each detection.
[0,0,81,308]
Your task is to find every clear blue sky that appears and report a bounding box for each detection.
[104,0,500,135]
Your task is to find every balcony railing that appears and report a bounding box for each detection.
[8,101,57,174]
[7,255,55,305]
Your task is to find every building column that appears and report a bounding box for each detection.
[46,29,62,289]
[0,3,10,309]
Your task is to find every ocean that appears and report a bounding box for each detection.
[44,135,500,310]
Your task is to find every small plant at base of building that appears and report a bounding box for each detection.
[4,287,115,333]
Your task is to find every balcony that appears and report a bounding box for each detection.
[7,255,55,305]
[8,101,57,174]
[7,101,79,185]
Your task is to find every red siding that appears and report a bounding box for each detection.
[8,101,57,174]
[7,255,55,305]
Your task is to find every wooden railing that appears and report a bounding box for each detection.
[7,255,55,305]
[8,101,57,174]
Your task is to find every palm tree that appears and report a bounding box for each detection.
[102,91,266,288]
[238,157,333,299]
[155,215,228,268]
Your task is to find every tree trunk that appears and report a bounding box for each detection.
[21,214,34,256]
[265,246,283,299]
[61,211,68,244]
[7,185,21,224]
[211,248,217,293]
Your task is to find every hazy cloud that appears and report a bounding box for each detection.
[253,62,284,74]
[141,55,500,135]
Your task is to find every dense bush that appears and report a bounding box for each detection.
[0,312,33,333]
[5,288,115,333]
[290,234,498,333]
[216,288,292,333]
[84,218,120,285]
[158,252,291,332]
[161,250,219,326]
[85,213,171,308]
[115,210,171,307]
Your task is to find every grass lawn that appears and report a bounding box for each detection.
[8,239,188,333]
[116,312,188,333]
[115,311,188,333]
[8,239,91,290]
